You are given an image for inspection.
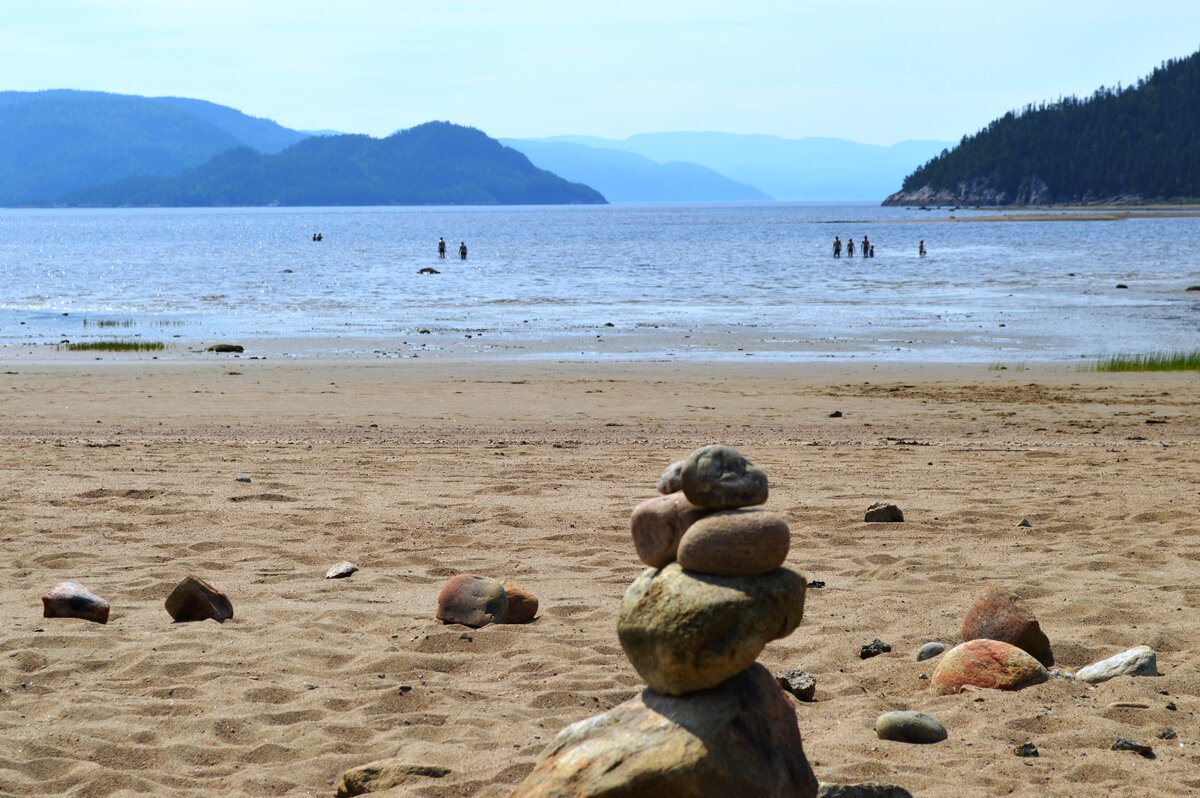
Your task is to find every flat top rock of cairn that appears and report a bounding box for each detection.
[679,444,768,510]
[165,575,233,623]
[42,581,110,624]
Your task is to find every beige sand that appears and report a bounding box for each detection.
[0,359,1197,796]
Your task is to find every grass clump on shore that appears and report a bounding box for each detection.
[1090,350,1200,372]
[59,341,166,352]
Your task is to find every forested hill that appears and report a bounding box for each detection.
[884,50,1200,206]
[0,90,308,206]
[64,122,607,207]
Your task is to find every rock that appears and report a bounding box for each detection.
[165,576,233,623]
[41,581,109,624]
[325,561,358,579]
[676,508,790,576]
[679,444,768,510]
[961,584,1054,666]
[828,411,843,418]
[631,493,709,568]
[1115,283,1128,289]
[807,580,826,589]
[436,574,508,627]
[776,668,816,702]
[1075,645,1158,684]
[207,343,244,353]
[930,639,1049,695]
[501,578,539,623]
[417,267,440,275]
[874,710,947,744]
[1017,518,1032,528]
[234,475,252,483]
[1111,738,1155,758]
[1158,728,1177,740]
[335,760,451,796]
[511,663,818,798]
[657,459,685,494]
[817,783,913,798]
[1015,742,1039,757]
[1187,285,1200,292]
[864,501,903,522]
[617,563,806,695]
[915,642,945,661]
[860,638,891,659]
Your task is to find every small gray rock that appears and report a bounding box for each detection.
[776,668,816,702]
[864,501,903,522]
[1015,742,1039,757]
[875,710,947,744]
[828,411,843,418]
[679,444,768,510]
[818,783,913,798]
[1017,518,1032,528]
[1158,729,1177,740]
[915,642,945,662]
[1112,738,1154,758]
[657,460,685,494]
[1076,645,1158,684]
[234,476,252,483]
[325,561,359,579]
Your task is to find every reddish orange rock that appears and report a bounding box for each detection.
[502,579,539,624]
[631,493,709,568]
[931,639,1049,695]
[961,585,1054,666]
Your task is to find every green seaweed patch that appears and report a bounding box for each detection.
[1089,350,1200,372]
[60,341,166,352]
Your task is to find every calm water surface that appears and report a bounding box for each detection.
[0,203,1197,361]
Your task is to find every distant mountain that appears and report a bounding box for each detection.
[0,90,309,206]
[542,133,951,201]
[501,138,771,202]
[885,50,1200,205]
[65,122,606,207]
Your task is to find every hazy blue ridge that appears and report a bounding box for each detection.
[541,132,951,201]
[0,90,309,206]
[886,49,1200,205]
[63,122,608,207]
[501,138,771,202]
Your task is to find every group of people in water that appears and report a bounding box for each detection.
[832,236,927,258]
[438,237,468,260]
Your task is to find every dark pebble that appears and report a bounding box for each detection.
[860,638,892,659]
[1112,738,1155,759]
[808,580,826,589]
[1158,729,1177,740]
[1014,742,1039,757]
[829,411,843,418]
[776,668,816,702]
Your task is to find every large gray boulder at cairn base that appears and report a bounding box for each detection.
[617,562,806,695]
[510,663,818,798]
[680,444,768,510]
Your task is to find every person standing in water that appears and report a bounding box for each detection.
[459,241,468,260]
[438,237,446,259]
[919,240,926,257]
[847,238,855,258]
[833,236,842,258]
[861,236,870,257]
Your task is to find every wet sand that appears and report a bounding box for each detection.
[0,359,1197,796]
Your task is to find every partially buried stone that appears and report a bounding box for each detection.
[817,783,913,798]
[41,581,109,624]
[874,711,947,744]
[501,578,539,623]
[618,562,805,695]
[1111,738,1155,758]
[325,561,358,579]
[1158,728,1177,740]
[207,343,243,353]
[961,584,1054,666]
[165,576,233,623]
[930,639,1049,695]
[657,459,685,494]
[777,668,816,702]
[1075,645,1158,685]
[679,444,768,510]
[860,638,891,659]
[631,492,709,568]
[676,508,791,576]
[1015,742,1039,757]
[436,574,508,628]
[335,760,450,797]
[915,642,945,662]
[1017,518,1032,528]
[510,663,818,798]
[864,502,903,522]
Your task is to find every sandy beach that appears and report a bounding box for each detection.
[0,357,1197,796]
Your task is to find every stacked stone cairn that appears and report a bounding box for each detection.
[512,444,817,798]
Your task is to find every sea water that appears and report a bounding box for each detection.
[0,203,1196,361]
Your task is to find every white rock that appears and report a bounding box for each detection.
[1075,645,1158,684]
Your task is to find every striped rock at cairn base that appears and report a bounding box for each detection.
[618,562,806,695]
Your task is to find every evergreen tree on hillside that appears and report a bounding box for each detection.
[889,50,1200,204]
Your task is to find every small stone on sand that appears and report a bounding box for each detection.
[864,502,903,522]
[165,575,234,623]
[325,561,359,579]
[42,581,110,624]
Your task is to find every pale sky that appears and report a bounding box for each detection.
[3,1,1198,145]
